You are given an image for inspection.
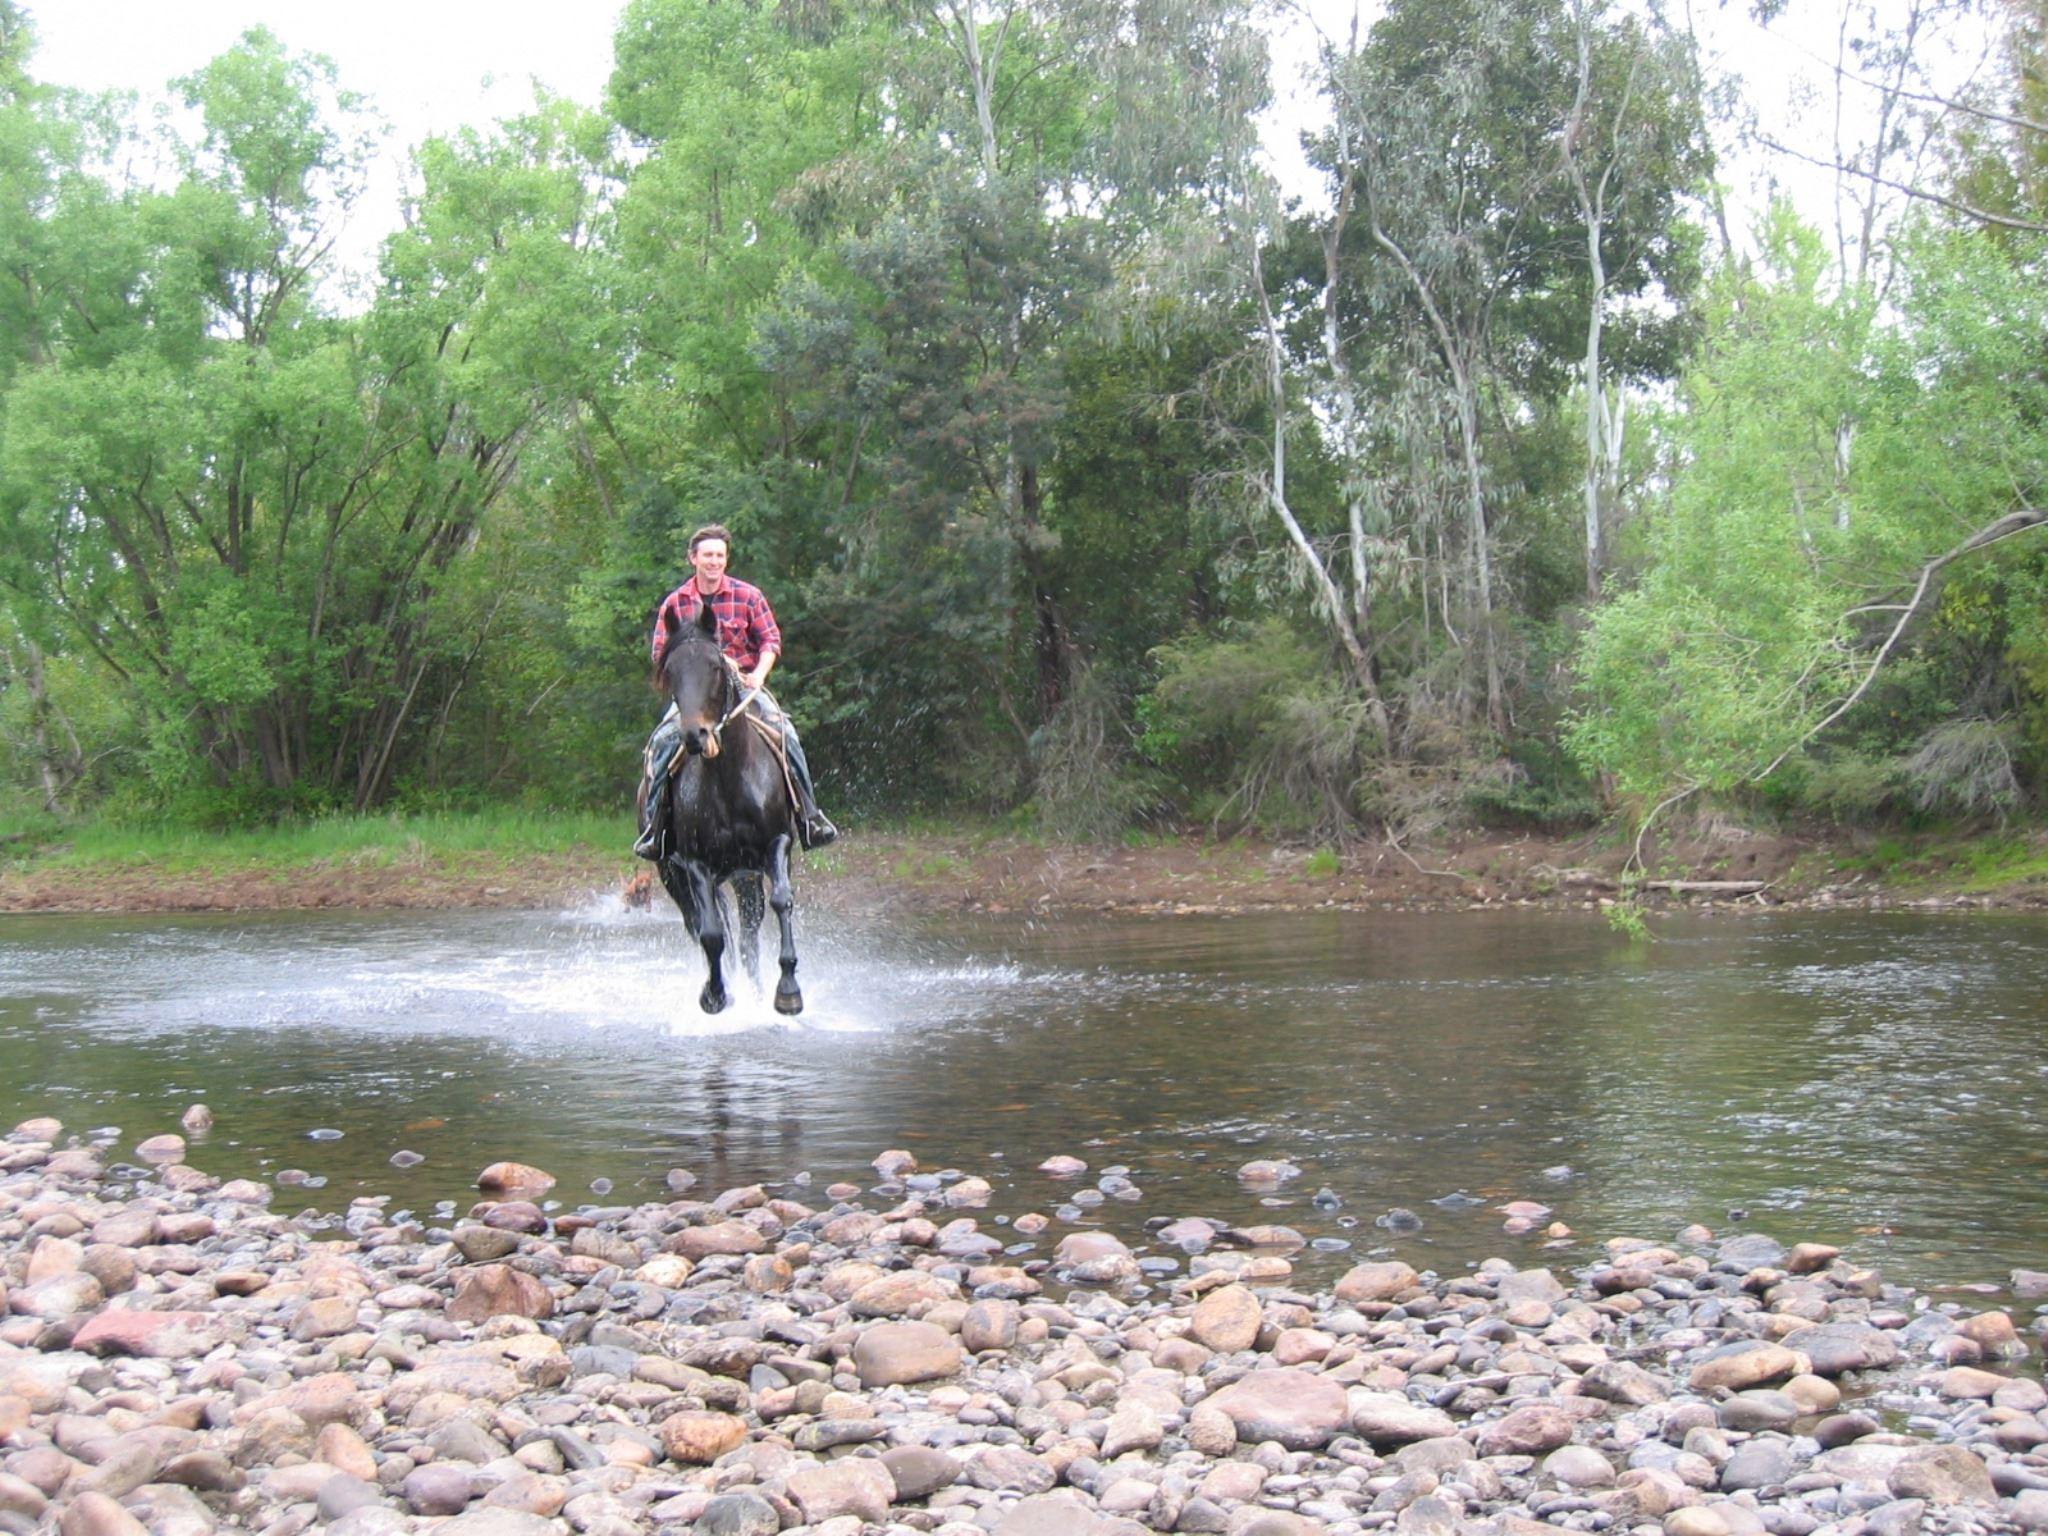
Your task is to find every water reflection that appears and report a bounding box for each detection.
[1,903,2045,1296]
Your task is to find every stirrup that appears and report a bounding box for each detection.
[633,826,661,860]
[801,813,838,850]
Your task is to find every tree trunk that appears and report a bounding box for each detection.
[1249,227,1388,732]
[1450,373,1506,735]
[16,640,80,815]
[1018,464,1072,717]
[1316,161,1392,738]
[1368,220,1505,734]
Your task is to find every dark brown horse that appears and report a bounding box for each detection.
[647,601,803,1015]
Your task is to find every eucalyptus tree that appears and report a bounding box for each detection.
[1747,0,2000,290]
[1557,0,1710,595]
[1286,0,1706,735]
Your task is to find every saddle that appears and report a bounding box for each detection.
[740,709,802,817]
[640,706,801,856]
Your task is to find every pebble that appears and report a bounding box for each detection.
[0,1125,2041,1536]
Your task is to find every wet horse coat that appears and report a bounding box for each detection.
[649,602,803,1014]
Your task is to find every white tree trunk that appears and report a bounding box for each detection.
[1249,233,1380,707]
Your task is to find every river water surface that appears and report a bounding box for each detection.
[3,900,2045,1299]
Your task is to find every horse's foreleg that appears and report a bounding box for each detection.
[768,834,802,1015]
[681,861,729,1013]
[656,857,692,920]
[734,874,765,987]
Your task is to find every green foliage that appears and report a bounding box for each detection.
[1901,719,2024,819]
[1756,752,1904,825]
[1955,834,2048,890]
[1569,210,2048,818]
[1140,621,1376,838]
[13,807,627,872]
[27,0,2041,857]
[1461,740,1602,829]
[1030,661,1160,842]
[0,29,615,823]
[1605,889,1652,941]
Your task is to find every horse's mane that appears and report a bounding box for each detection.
[651,624,722,693]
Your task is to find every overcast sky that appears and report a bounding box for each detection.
[28,1,629,136]
[27,0,632,278]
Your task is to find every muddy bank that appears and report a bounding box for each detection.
[3,1115,2046,1536]
[3,826,2046,917]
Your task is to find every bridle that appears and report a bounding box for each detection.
[675,641,762,751]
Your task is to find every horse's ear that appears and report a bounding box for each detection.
[696,601,718,635]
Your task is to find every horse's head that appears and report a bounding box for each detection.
[657,601,735,760]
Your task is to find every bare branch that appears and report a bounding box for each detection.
[1629,782,1700,876]
[1752,507,2048,783]
[1772,23,2048,138]
[1758,133,2048,233]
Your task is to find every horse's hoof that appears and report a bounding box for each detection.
[775,988,804,1016]
[700,987,729,1014]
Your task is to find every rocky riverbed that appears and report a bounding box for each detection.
[3,1117,2046,1536]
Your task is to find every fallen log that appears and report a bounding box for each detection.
[1640,879,1767,896]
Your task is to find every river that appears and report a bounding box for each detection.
[3,899,2045,1300]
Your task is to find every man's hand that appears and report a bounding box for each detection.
[741,668,766,692]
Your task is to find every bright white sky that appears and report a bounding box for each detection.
[27,0,632,278]
[28,1,629,135]
[23,0,1974,280]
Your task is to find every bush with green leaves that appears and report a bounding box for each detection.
[1569,211,2048,821]
[1139,621,1376,839]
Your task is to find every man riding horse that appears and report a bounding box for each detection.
[635,524,837,859]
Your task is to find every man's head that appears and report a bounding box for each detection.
[688,524,731,589]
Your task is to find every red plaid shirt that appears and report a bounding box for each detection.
[650,576,783,671]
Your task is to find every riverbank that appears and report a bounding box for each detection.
[4,814,2048,917]
[2,1114,2045,1536]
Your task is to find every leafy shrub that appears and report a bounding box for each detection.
[1139,622,1375,840]
[1751,750,1904,824]
[1031,661,1158,841]
[1461,740,1601,829]
[1901,718,2024,819]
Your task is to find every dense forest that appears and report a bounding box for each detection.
[2,0,2045,846]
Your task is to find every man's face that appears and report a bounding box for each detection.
[690,538,729,588]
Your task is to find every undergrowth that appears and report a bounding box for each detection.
[2,809,631,873]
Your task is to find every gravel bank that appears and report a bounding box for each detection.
[3,1118,2045,1536]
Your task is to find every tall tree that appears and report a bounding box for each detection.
[1284,0,1706,734]
[1558,0,1709,595]
[1569,211,2048,813]
[0,31,613,815]
[750,0,1269,798]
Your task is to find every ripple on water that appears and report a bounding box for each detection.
[4,906,2048,1295]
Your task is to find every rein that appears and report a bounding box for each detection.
[702,652,758,746]
[715,677,763,742]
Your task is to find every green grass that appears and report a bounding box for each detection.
[841,810,1018,844]
[2,808,633,875]
[1811,829,2048,894]
[1955,834,2048,892]
[889,852,966,880]
[1303,847,1341,878]
[1830,836,1913,879]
